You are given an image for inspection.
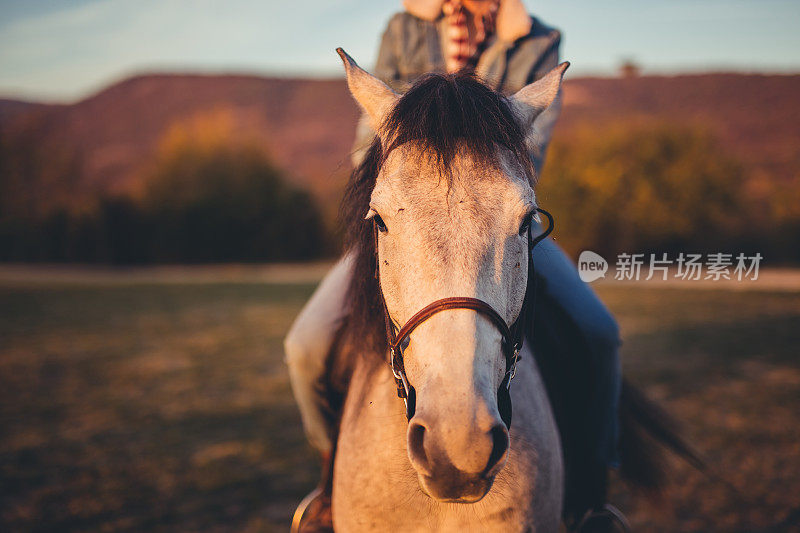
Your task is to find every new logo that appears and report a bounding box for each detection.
[578,250,608,283]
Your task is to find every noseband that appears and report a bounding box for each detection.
[375,208,554,429]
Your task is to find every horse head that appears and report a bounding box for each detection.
[338,48,566,503]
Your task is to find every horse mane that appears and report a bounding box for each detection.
[335,72,534,369]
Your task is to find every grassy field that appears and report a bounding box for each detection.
[1,270,799,532]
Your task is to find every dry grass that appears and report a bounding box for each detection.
[1,273,798,531]
[600,287,800,532]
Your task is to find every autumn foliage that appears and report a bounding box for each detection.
[138,112,328,262]
[1,99,799,263]
[0,111,329,263]
[539,122,765,259]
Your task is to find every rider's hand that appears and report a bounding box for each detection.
[495,0,532,43]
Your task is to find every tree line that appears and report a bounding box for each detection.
[0,122,330,264]
[1,118,797,264]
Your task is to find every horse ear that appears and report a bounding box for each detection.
[337,48,399,131]
[510,62,569,131]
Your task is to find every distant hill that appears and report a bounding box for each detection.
[0,75,360,210]
[1,72,798,210]
[0,99,49,122]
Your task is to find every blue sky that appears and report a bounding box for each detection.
[1,0,799,101]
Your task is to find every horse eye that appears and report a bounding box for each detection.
[374,214,388,233]
[518,213,533,235]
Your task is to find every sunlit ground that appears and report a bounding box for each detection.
[1,268,798,532]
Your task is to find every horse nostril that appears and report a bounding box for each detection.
[407,421,432,475]
[484,424,510,477]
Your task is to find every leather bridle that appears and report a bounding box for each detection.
[374,208,554,429]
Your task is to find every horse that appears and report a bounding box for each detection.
[318,49,692,532]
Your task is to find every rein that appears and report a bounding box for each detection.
[374,208,554,428]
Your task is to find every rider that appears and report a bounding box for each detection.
[286,0,622,529]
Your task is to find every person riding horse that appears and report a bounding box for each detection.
[286,1,622,530]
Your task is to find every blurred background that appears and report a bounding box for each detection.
[1,1,798,531]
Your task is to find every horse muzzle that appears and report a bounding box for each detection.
[406,415,510,503]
